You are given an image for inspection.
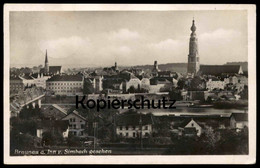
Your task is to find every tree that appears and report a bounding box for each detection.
[199,126,221,153]
[127,86,136,93]
[10,129,35,152]
[67,134,82,147]
[168,89,182,101]
[42,130,64,146]
[189,76,206,91]
[83,79,95,94]
[177,78,187,89]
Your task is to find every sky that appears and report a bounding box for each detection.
[10,10,248,68]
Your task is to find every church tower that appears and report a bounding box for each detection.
[187,19,200,75]
[44,49,49,74]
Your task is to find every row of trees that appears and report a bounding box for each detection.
[164,126,248,155]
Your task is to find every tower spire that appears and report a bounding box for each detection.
[45,49,48,63]
[44,49,49,74]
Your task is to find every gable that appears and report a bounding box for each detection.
[185,120,201,129]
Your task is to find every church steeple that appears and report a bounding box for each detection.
[45,49,48,63]
[44,49,49,74]
[187,18,200,75]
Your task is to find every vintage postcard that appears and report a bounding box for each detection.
[3,4,256,164]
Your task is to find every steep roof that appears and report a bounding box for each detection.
[47,74,83,82]
[116,113,154,126]
[41,104,67,120]
[10,75,22,80]
[37,120,69,131]
[62,110,87,121]
[20,74,34,80]
[232,113,248,122]
[200,65,242,76]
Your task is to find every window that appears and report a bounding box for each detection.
[145,126,148,130]
[126,133,129,137]
[120,133,122,136]
[126,126,128,130]
[191,123,194,127]
[80,131,84,136]
[120,126,122,130]
[81,124,85,129]
[132,126,136,130]
[73,124,76,129]
[133,132,136,137]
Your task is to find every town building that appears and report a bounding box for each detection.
[125,74,141,92]
[230,113,248,132]
[46,74,84,95]
[88,71,104,93]
[61,110,87,137]
[178,119,202,137]
[116,113,154,138]
[19,74,35,87]
[10,75,24,94]
[206,77,225,91]
[36,120,69,139]
[187,19,200,75]
[40,104,67,120]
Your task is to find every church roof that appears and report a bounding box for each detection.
[40,66,62,75]
[200,65,242,76]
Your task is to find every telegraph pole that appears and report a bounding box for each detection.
[139,112,143,150]
[93,122,97,151]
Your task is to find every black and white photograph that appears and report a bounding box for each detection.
[3,4,256,164]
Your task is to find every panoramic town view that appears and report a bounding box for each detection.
[9,11,249,155]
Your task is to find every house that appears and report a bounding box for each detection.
[158,71,173,78]
[30,73,51,89]
[200,65,243,76]
[140,77,150,90]
[149,78,173,93]
[40,104,67,120]
[19,74,35,87]
[61,110,87,137]
[125,75,141,92]
[102,77,126,93]
[206,77,225,91]
[237,75,248,85]
[36,120,69,139]
[178,119,202,136]
[116,113,154,138]
[88,71,104,93]
[230,113,248,132]
[46,74,84,95]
